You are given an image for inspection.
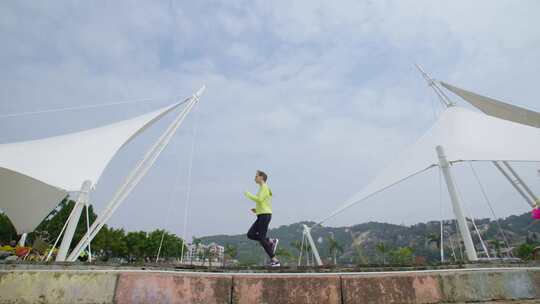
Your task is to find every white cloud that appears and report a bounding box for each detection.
[1,1,539,237]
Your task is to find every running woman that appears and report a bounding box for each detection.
[245,170,280,267]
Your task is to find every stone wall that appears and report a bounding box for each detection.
[1,268,540,303]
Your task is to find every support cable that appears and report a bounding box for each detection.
[468,162,513,257]
[316,167,435,227]
[298,233,305,266]
[44,197,76,261]
[452,166,490,259]
[0,96,182,119]
[455,219,465,261]
[155,137,185,263]
[180,110,198,264]
[85,203,92,262]
[67,87,204,261]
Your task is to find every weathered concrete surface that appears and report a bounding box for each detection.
[527,269,540,298]
[452,301,540,303]
[2,267,540,303]
[342,269,539,304]
[232,275,341,304]
[115,272,232,304]
[341,273,442,304]
[439,269,537,303]
[0,271,117,304]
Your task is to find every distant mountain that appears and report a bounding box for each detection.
[200,212,540,265]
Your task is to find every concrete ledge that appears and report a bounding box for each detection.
[0,271,118,304]
[341,273,442,304]
[438,269,537,302]
[1,267,540,303]
[115,272,232,304]
[232,274,341,304]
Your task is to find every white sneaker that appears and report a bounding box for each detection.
[269,260,281,267]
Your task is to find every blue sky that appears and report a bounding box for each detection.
[1,1,540,239]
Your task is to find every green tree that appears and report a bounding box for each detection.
[0,212,16,245]
[202,245,215,267]
[305,242,313,266]
[193,237,201,248]
[375,242,388,265]
[390,247,414,265]
[34,197,98,251]
[192,237,203,263]
[290,240,302,253]
[516,243,535,261]
[352,244,368,265]
[92,227,127,260]
[224,244,238,265]
[490,239,503,258]
[427,233,441,249]
[147,230,184,261]
[125,231,147,261]
[290,240,302,264]
[327,234,343,265]
[2,196,196,263]
[275,247,292,265]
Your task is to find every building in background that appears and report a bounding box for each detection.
[184,242,224,266]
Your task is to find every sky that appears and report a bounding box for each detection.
[1,1,540,240]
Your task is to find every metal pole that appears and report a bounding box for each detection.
[85,203,92,262]
[415,64,454,108]
[44,197,76,262]
[67,87,205,262]
[17,233,27,247]
[303,224,323,266]
[440,220,444,263]
[436,146,478,261]
[493,161,536,208]
[298,233,305,266]
[446,231,457,262]
[438,168,444,263]
[56,180,92,261]
[503,161,539,206]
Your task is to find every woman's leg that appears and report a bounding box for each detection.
[256,214,274,258]
[247,217,260,240]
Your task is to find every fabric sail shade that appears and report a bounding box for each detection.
[441,81,540,129]
[321,105,540,224]
[0,102,180,233]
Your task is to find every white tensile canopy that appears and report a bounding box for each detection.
[441,82,540,128]
[0,102,180,233]
[320,105,540,224]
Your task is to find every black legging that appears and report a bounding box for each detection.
[247,214,274,258]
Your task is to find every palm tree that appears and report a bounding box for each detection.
[352,244,366,265]
[490,239,503,258]
[275,247,292,265]
[290,240,302,253]
[305,242,312,266]
[327,233,343,265]
[192,237,204,265]
[193,237,201,247]
[290,240,303,266]
[375,242,387,265]
[205,245,215,267]
[427,233,441,249]
[224,244,237,266]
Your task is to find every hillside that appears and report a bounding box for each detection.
[200,212,540,265]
